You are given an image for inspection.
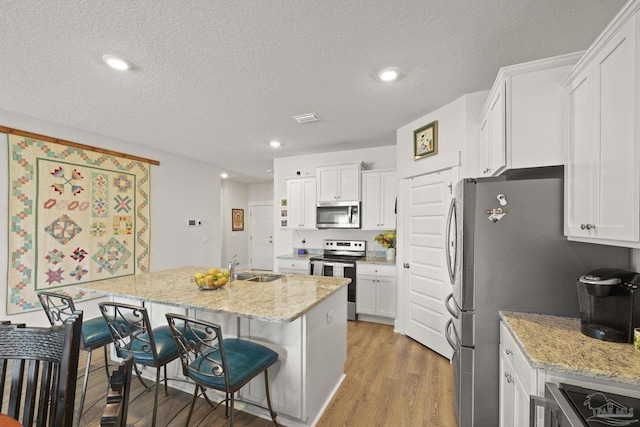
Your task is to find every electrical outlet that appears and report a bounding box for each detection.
[327,310,334,323]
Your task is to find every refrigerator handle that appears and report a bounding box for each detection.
[445,197,457,285]
[445,318,457,350]
[445,293,459,319]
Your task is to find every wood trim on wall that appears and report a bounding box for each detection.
[0,125,160,166]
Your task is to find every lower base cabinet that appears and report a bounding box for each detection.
[356,264,396,322]
[277,259,310,275]
[499,321,640,427]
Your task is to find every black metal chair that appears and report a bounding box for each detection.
[37,291,113,427]
[100,355,133,427]
[99,302,180,427]
[165,313,279,427]
[0,312,83,427]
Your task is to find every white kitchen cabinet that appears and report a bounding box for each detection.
[361,169,397,230]
[356,263,396,322]
[563,3,640,247]
[316,162,362,202]
[499,322,538,427]
[477,52,582,177]
[479,85,506,176]
[277,258,310,275]
[286,177,316,230]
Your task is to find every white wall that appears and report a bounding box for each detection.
[221,180,249,269]
[0,109,222,326]
[396,91,488,179]
[249,182,273,202]
[273,145,396,258]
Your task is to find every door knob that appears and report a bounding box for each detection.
[403,262,410,268]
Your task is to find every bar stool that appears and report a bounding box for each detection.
[165,313,279,427]
[37,291,112,427]
[99,302,180,427]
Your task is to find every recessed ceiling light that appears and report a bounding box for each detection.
[270,141,281,148]
[378,67,399,82]
[220,173,229,179]
[102,54,130,71]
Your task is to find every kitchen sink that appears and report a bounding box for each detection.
[233,272,258,281]
[233,272,284,282]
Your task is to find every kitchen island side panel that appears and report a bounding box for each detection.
[244,287,348,426]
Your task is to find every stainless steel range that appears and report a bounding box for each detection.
[310,239,366,321]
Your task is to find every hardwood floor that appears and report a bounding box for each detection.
[79,321,457,426]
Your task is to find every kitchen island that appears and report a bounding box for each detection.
[78,267,350,427]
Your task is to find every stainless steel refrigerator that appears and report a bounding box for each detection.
[443,174,629,427]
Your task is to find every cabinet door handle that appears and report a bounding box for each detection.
[504,372,513,383]
[505,349,512,355]
[581,224,597,230]
[403,263,410,268]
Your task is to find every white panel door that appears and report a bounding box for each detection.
[250,203,273,270]
[402,168,455,359]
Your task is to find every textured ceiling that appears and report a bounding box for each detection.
[0,0,626,183]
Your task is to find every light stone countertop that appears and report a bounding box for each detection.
[500,311,640,386]
[277,252,397,266]
[276,253,318,260]
[358,257,396,266]
[78,267,350,323]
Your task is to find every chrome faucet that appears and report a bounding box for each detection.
[228,255,240,281]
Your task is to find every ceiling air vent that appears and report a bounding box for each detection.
[292,113,321,123]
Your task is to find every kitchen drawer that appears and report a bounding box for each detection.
[277,259,310,273]
[500,322,532,392]
[357,263,395,277]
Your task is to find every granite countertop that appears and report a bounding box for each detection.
[500,311,640,386]
[78,267,350,324]
[276,253,317,260]
[358,257,396,266]
[277,252,396,266]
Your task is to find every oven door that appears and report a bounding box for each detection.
[323,261,357,320]
[530,383,585,427]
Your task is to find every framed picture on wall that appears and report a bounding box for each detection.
[232,209,244,231]
[414,120,438,160]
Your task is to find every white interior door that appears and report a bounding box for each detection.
[250,202,273,270]
[402,168,456,359]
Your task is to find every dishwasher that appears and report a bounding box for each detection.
[531,382,640,426]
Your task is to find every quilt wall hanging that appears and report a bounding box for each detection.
[6,131,156,314]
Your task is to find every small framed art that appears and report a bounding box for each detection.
[414,120,438,160]
[232,209,244,231]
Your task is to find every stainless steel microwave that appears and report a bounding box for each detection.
[316,201,361,229]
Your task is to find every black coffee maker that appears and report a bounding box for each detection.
[577,268,640,343]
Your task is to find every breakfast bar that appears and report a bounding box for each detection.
[78,266,350,427]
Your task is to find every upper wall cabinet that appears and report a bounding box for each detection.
[287,177,317,230]
[316,162,362,202]
[361,169,397,230]
[477,52,583,177]
[563,2,640,247]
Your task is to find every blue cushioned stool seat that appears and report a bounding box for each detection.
[121,325,179,365]
[81,316,112,347]
[189,339,278,389]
